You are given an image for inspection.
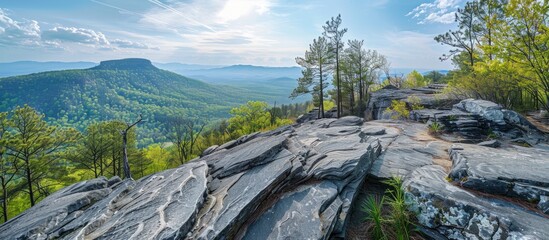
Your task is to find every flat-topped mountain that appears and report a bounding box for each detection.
[0,58,266,144]
[92,58,157,71]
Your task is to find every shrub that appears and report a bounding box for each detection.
[428,121,443,135]
[407,96,424,110]
[384,100,409,120]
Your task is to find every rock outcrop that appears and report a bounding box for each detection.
[0,116,389,240]
[1,92,548,239]
[364,84,457,120]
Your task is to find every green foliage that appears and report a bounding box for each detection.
[0,106,78,222]
[423,71,446,84]
[407,96,424,110]
[428,121,444,135]
[382,177,411,240]
[435,0,549,111]
[362,196,388,240]
[362,177,413,240]
[228,101,272,135]
[403,70,429,88]
[298,15,389,118]
[0,66,275,146]
[447,115,458,121]
[292,36,334,118]
[384,100,410,120]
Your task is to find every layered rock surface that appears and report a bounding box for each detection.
[0,116,390,240]
[1,93,548,239]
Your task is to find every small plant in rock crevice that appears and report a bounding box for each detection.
[361,177,414,240]
[428,121,443,135]
[447,115,458,121]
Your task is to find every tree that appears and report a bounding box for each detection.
[435,2,481,68]
[404,70,429,88]
[291,36,334,118]
[0,112,16,222]
[166,116,205,165]
[323,14,347,118]
[424,71,445,83]
[4,105,77,206]
[228,101,272,135]
[121,115,144,179]
[71,122,110,178]
[497,0,549,111]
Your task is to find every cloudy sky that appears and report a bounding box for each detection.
[0,0,465,69]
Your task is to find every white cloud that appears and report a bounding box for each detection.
[42,27,110,45]
[0,8,41,46]
[139,0,285,58]
[407,0,462,24]
[0,8,154,52]
[217,0,273,23]
[111,39,158,50]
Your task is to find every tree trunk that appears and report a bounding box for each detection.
[336,47,341,118]
[122,131,132,179]
[2,179,8,222]
[25,162,35,206]
[320,65,325,118]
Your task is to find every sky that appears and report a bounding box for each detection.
[0,0,465,69]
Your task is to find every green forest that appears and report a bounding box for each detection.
[293,0,548,118]
[0,101,308,223]
[0,60,284,146]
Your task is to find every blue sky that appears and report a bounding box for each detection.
[0,0,464,69]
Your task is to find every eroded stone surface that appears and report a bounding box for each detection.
[242,181,341,240]
[449,144,549,205]
[404,165,549,239]
[2,98,547,240]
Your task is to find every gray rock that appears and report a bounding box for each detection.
[539,196,549,214]
[201,145,219,156]
[364,84,458,120]
[328,116,363,127]
[454,99,507,127]
[449,144,549,204]
[205,135,287,178]
[0,177,113,240]
[242,181,341,240]
[477,140,501,148]
[404,165,549,239]
[0,161,210,240]
[191,149,294,239]
[369,122,451,179]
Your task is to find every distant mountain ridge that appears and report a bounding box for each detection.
[92,58,157,71]
[0,61,96,77]
[0,58,270,145]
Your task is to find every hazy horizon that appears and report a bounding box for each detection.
[0,0,461,69]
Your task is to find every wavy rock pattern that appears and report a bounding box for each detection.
[2,98,548,240]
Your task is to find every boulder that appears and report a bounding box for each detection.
[364,84,457,120]
[404,165,549,239]
[477,139,501,148]
[449,144,549,206]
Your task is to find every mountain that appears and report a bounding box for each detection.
[182,64,302,83]
[0,61,307,105]
[0,58,268,145]
[174,65,305,104]
[0,61,97,77]
[153,62,225,73]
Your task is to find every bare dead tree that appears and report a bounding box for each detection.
[120,114,144,179]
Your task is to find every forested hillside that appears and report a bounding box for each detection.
[0,59,271,145]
